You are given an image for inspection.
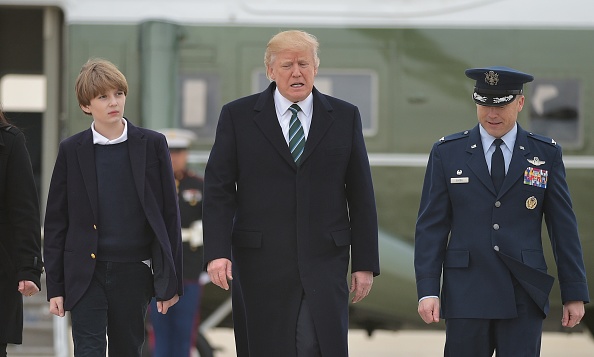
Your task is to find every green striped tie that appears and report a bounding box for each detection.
[288,104,305,165]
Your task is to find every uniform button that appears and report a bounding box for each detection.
[495,201,501,207]
[90,253,96,259]
[494,245,500,251]
[493,224,500,230]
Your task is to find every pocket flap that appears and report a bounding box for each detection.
[331,228,352,247]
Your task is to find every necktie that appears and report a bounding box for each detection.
[288,104,305,165]
[491,138,505,193]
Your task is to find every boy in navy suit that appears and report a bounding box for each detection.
[44,58,183,357]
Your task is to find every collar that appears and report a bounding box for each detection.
[479,122,517,153]
[273,88,314,118]
[91,118,128,145]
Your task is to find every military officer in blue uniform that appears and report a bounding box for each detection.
[149,129,204,357]
[415,66,589,356]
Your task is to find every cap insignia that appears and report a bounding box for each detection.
[485,70,499,86]
[493,95,514,104]
[473,92,487,103]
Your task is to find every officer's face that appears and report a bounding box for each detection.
[476,95,525,138]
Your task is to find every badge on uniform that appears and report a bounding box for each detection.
[182,189,202,206]
[524,167,548,188]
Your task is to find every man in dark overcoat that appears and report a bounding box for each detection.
[203,30,379,357]
[415,66,589,356]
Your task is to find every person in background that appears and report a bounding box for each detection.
[203,30,379,356]
[0,106,43,357]
[149,128,204,357]
[43,58,182,357]
[415,66,589,356]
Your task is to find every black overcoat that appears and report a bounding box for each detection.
[0,125,42,344]
[203,83,379,356]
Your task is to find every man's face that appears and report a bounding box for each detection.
[266,49,318,103]
[476,95,525,138]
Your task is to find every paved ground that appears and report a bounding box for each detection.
[203,328,594,357]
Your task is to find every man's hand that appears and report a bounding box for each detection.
[207,258,233,290]
[49,296,65,317]
[157,294,179,314]
[562,301,585,328]
[350,271,373,303]
[418,297,440,324]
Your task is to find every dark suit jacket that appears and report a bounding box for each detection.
[0,124,42,344]
[415,124,589,319]
[203,83,379,356]
[44,120,183,310]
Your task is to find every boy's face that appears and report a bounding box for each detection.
[81,88,126,126]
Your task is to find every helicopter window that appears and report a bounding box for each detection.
[254,69,378,136]
[528,79,581,149]
[179,74,221,143]
[0,74,46,112]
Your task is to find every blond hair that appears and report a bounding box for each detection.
[264,30,320,80]
[75,58,128,114]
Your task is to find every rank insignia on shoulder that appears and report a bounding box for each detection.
[527,157,545,166]
[524,167,548,189]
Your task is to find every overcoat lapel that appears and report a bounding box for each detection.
[465,126,497,195]
[298,87,334,166]
[253,83,301,169]
[76,129,99,221]
[127,122,147,206]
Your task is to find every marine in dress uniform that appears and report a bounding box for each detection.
[149,129,205,357]
[414,66,589,357]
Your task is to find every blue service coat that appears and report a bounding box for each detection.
[203,83,379,357]
[44,120,183,310]
[415,124,588,319]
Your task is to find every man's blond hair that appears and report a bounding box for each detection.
[264,30,320,80]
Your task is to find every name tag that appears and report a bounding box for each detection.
[451,177,469,184]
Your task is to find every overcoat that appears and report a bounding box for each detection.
[0,124,43,344]
[203,83,379,356]
[44,120,183,310]
[415,124,589,319]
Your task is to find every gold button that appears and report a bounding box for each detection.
[90,253,96,259]
[93,224,97,230]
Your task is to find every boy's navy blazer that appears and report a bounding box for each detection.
[44,120,183,310]
[415,123,589,319]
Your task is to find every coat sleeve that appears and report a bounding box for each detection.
[543,146,589,303]
[43,142,69,299]
[202,104,238,267]
[344,106,380,276]
[7,130,43,288]
[414,142,451,300]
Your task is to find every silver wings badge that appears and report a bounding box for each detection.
[527,157,545,166]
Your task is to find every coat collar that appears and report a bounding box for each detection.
[252,83,335,170]
[465,123,532,197]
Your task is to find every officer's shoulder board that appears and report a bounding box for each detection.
[437,130,470,145]
[527,132,557,147]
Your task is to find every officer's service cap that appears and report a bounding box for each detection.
[465,66,534,107]
[159,128,197,149]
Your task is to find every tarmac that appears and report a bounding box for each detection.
[203,328,594,357]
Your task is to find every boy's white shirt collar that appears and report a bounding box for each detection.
[91,118,128,145]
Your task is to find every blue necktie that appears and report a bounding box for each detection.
[491,138,505,193]
[288,104,305,165]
